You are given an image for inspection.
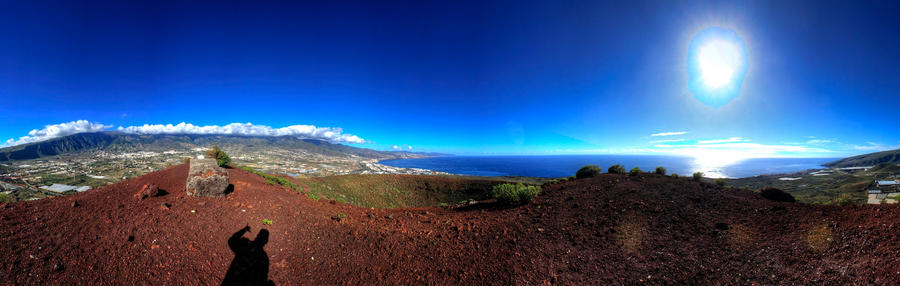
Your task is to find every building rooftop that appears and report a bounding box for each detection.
[877,180,899,186]
[39,183,91,193]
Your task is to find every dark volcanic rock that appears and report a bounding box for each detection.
[186,159,229,197]
[134,184,162,200]
[760,187,796,203]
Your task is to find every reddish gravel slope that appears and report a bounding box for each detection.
[1,164,900,285]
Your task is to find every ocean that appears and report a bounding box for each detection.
[379,155,838,178]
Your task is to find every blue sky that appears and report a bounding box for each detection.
[1,0,899,158]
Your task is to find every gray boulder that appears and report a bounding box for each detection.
[186,159,230,197]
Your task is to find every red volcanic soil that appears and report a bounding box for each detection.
[2,165,900,284]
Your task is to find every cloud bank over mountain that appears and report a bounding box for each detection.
[2,121,367,147]
[117,122,366,144]
[3,120,112,147]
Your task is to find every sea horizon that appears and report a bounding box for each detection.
[381,154,840,179]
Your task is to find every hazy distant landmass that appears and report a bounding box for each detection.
[823,149,900,168]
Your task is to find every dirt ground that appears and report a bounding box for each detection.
[1,164,899,285]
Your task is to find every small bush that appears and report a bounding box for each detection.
[827,193,855,205]
[0,193,14,203]
[262,219,273,225]
[714,178,727,186]
[654,166,666,175]
[205,144,232,167]
[671,173,679,178]
[608,164,626,174]
[576,165,602,179]
[629,167,642,176]
[492,183,541,206]
[692,172,704,181]
[760,187,796,203]
[183,157,191,164]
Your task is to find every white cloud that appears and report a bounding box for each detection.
[698,137,745,144]
[851,142,898,151]
[3,120,112,147]
[650,138,685,144]
[650,131,687,137]
[117,122,366,144]
[408,146,412,150]
[806,139,837,145]
[2,121,368,147]
[392,145,400,150]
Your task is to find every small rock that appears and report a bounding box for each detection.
[715,222,729,230]
[134,184,162,200]
[53,262,65,272]
[127,235,135,242]
[71,201,79,208]
[160,202,171,210]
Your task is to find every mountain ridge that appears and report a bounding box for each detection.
[0,132,438,162]
[824,149,900,168]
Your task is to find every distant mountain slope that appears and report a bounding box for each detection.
[0,132,418,162]
[824,149,900,168]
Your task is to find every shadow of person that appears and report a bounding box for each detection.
[222,226,275,286]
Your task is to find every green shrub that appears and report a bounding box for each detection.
[654,166,666,175]
[575,165,602,179]
[826,193,855,206]
[262,219,273,225]
[546,179,559,184]
[693,172,704,181]
[0,193,14,203]
[608,164,626,174]
[205,144,231,167]
[491,183,541,206]
[714,178,727,186]
[629,167,642,176]
[671,173,679,178]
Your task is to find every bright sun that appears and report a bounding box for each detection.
[697,41,742,88]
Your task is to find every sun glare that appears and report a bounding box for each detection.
[698,41,741,88]
[687,27,748,107]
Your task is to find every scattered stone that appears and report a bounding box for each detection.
[760,187,796,203]
[715,222,729,230]
[160,202,171,210]
[134,184,162,200]
[52,262,65,272]
[71,201,79,208]
[127,235,135,242]
[185,159,230,197]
